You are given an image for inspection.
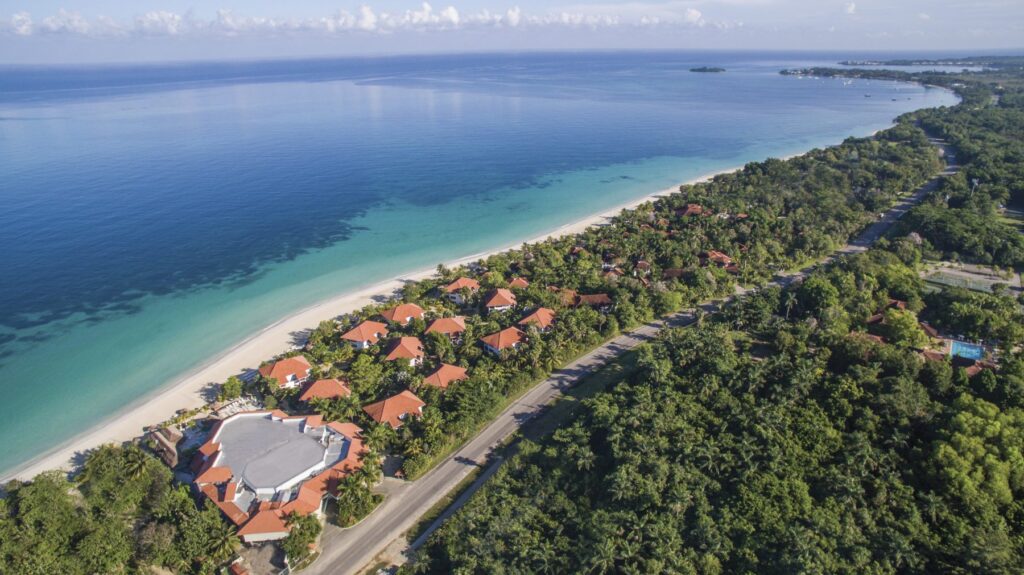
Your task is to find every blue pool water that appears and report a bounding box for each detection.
[951,341,985,361]
[0,51,958,476]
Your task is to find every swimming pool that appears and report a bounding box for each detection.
[951,341,984,361]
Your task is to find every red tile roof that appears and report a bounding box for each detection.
[363,390,426,429]
[920,350,947,362]
[443,277,480,293]
[237,510,289,538]
[341,320,389,345]
[484,288,517,308]
[299,378,352,402]
[677,203,704,217]
[258,356,311,387]
[384,337,425,362]
[480,327,525,351]
[547,287,578,306]
[509,277,530,289]
[423,364,468,389]
[425,316,467,336]
[920,322,941,339]
[229,563,250,575]
[196,465,233,485]
[519,307,556,330]
[381,303,425,325]
[702,250,733,266]
[577,293,613,307]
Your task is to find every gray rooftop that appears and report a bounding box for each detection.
[214,415,346,492]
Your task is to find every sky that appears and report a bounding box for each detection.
[1,1,1021,64]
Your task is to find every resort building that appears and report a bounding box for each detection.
[258,356,312,389]
[380,303,425,326]
[362,390,426,429]
[341,320,389,349]
[443,277,481,305]
[509,277,530,289]
[192,411,365,543]
[425,316,467,342]
[480,326,526,356]
[299,378,352,403]
[518,307,556,331]
[677,203,705,217]
[700,250,734,268]
[484,288,517,313]
[423,364,468,390]
[577,293,613,312]
[384,337,425,366]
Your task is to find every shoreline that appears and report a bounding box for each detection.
[0,162,745,483]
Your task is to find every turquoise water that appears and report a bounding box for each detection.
[951,341,984,361]
[0,52,958,476]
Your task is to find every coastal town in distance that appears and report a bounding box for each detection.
[1,2,1023,575]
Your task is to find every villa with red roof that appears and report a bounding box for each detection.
[484,288,517,313]
[258,356,312,389]
[362,390,426,429]
[425,316,467,341]
[341,320,389,349]
[299,378,352,403]
[519,307,556,331]
[677,203,705,217]
[380,303,425,326]
[443,277,481,305]
[192,411,365,543]
[384,337,425,366]
[509,277,530,289]
[423,364,468,390]
[577,293,613,312]
[480,326,526,356]
[700,250,734,268]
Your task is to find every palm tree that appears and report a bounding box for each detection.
[206,522,239,564]
[123,446,149,481]
[784,291,798,319]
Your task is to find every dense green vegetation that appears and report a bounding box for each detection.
[0,445,238,575]
[788,57,1024,267]
[410,246,1024,574]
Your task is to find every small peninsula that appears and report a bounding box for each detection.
[690,66,726,73]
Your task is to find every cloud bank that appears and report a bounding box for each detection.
[3,3,719,38]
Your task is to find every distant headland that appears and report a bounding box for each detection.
[690,66,726,73]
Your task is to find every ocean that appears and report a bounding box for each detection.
[0,51,958,476]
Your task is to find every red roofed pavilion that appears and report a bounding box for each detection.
[423,364,468,389]
[363,390,426,429]
[380,303,425,326]
[299,378,352,403]
[258,356,312,389]
[519,307,556,331]
[384,337,425,366]
[341,320,389,349]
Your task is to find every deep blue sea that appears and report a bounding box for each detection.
[0,52,957,476]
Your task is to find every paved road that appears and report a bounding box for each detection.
[307,140,956,575]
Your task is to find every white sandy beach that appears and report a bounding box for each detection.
[1,164,742,483]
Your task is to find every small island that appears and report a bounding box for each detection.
[690,66,726,73]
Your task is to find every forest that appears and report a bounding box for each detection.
[409,245,1024,574]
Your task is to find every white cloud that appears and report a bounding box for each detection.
[844,2,857,15]
[10,11,31,36]
[918,12,931,20]
[39,9,91,35]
